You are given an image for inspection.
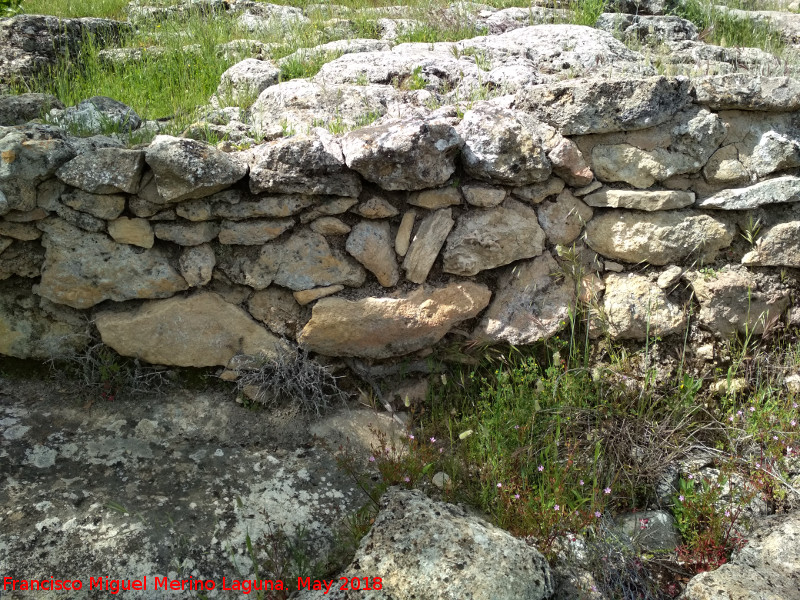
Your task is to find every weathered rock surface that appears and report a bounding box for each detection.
[687,267,790,338]
[682,513,800,600]
[462,183,506,207]
[61,189,126,220]
[0,379,374,600]
[513,177,565,204]
[595,13,698,43]
[475,253,573,345]
[56,147,144,194]
[698,176,800,210]
[107,217,154,248]
[537,189,593,245]
[408,186,462,209]
[589,107,726,188]
[145,135,247,202]
[459,105,551,184]
[353,196,399,219]
[212,194,314,220]
[341,118,461,191]
[402,208,453,284]
[345,221,399,287]
[217,218,294,245]
[693,74,800,112]
[247,287,301,336]
[310,217,351,235]
[96,292,285,367]
[153,221,220,246]
[585,211,735,265]
[516,76,690,135]
[215,58,280,106]
[179,243,215,287]
[250,230,366,291]
[443,199,545,276]
[601,273,686,340]
[0,15,130,87]
[0,279,89,359]
[742,221,800,267]
[299,488,553,600]
[583,189,694,211]
[249,132,361,197]
[58,96,142,134]
[37,219,187,309]
[0,93,63,126]
[0,125,76,213]
[298,282,491,359]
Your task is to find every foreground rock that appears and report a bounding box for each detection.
[298,282,491,359]
[682,512,800,600]
[0,379,387,600]
[96,292,286,367]
[299,488,553,600]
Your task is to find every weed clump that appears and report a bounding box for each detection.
[235,348,349,416]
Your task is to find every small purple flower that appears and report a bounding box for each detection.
[514,425,520,430]
[430,437,436,443]
[408,434,414,440]
[554,504,560,511]
[729,416,734,422]
[368,456,375,462]
[514,494,520,500]
[604,487,611,495]
[750,406,756,413]
[774,435,779,441]
[594,511,601,518]
[579,480,585,486]
[404,476,410,482]
[725,510,731,517]
[688,474,694,480]
[439,447,444,453]
[538,465,544,472]
[737,410,743,416]
[792,420,797,427]
[679,495,685,502]
[497,482,502,488]
[756,462,761,469]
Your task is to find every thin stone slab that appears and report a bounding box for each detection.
[584,189,695,211]
[697,176,800,210]
[402,208,454,284]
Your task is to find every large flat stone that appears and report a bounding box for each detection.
[698,176,800,210]
[692,74,800,111]
[96,292,286,367]
[601,273,686,340]
[585,211,734,266]
[516,76,691,135]
[742,221,800,267]
[583,189,695,211]
[37,219,187,309]
[298,281,491,359]
[56,148,144,194]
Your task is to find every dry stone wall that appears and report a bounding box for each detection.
[2,71,800,370]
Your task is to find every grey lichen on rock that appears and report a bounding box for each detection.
[56,147,144,194]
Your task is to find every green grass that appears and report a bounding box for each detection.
[674,0,786,51]
[22,0,130,18]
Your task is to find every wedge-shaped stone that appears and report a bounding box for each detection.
[537,189,593,245]
[697,176,800,210]
[686,267,789,338]
[0,125,76,214]
[692,74,800,111]
[742,221,800,267]
[516,76,691,135]
[214,195,313,219]
[247,287,301,336]
[107,217,154,248]
[96,292,286,367]
[218,218,294,245]
[154,221,220,246]
[443,199,545,276]
[402,209,454,284]
[584,189,695,211]
[475,253,573,345]
[249,131,361,197]
[602,273,686,340]
[298,281,491,359]
[585,211,734,265]
[459,105,550,185]
[37,219,187,309]
[56,148,144,194]
[253,230,366,291]
[0,279,89,359]
[346,221,399,287]
[144,135,248,203]
[341,118,461,191]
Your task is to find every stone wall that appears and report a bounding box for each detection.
[2,72,799,371]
